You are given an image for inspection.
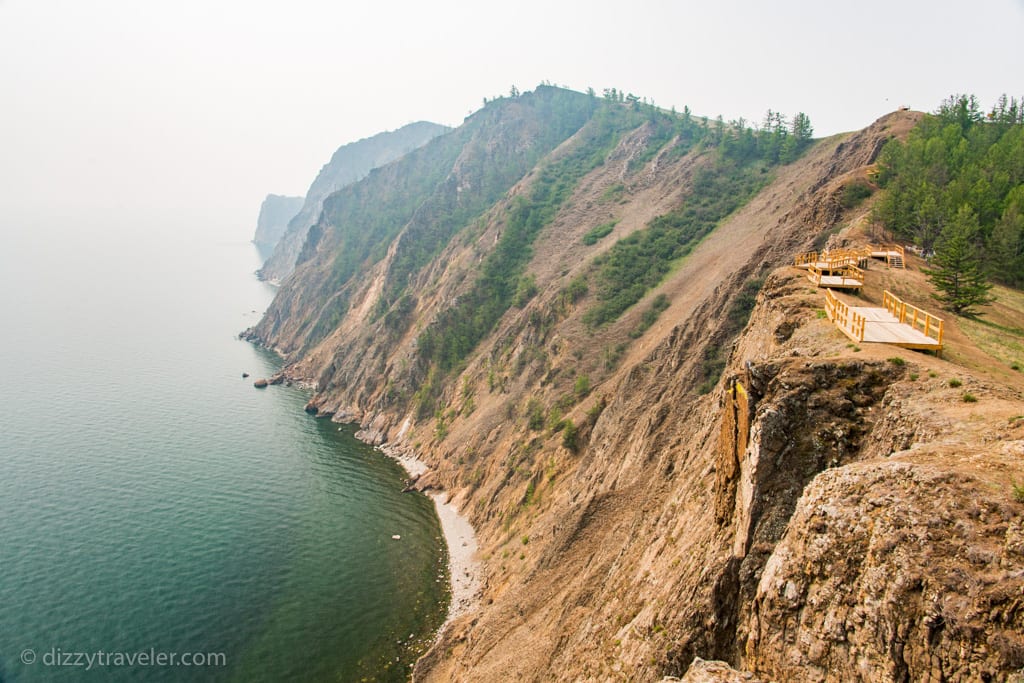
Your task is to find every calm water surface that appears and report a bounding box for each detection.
[0,212,446,682]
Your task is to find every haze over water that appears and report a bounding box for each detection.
[0,210,447,682]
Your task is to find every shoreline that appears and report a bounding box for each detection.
[377,442,481,629]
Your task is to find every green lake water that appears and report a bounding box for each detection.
[0,211,447,682]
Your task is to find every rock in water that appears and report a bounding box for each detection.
[253,378,268,388]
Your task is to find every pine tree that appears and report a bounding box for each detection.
[988,196,1024,286]
[925,204,995,315]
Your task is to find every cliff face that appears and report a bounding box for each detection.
[247,91,1024,682]
[253,193,303,252]
[257,120,449,282]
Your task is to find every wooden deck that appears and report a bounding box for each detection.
[869,243,906,269]
[808,263,863,290]
[824,289,943,353]
[795,248,869,271]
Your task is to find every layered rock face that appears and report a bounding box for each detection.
[257,121,449,283]
[252,193,303,252]
[246,88,1024,681]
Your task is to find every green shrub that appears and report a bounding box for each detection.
[526,398,545,430]
[434,413,449,440]
[949,378,963,388]
[888,357,906,366]
[582,220,617,245]
[604,343,627,369]
[560,275,589,306]
[574,374,591,400]
[562,420,579,452]
[602,183,625,202]
[962,392,977,403]
[513,274,538,307]
[840,179,873,209]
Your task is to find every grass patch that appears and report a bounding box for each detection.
[888,356,906,366]
[957,285,1024,370]
[1014,481,1024,504]
[948,378,963,388]
[962,392,977,402]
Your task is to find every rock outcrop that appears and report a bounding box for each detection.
[252,193,303,253]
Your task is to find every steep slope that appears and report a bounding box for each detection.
[252,193,303,252]
[248,95,1024,682]
[257,120,449,282]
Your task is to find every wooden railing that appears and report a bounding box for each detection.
[824,288,865,342]
[796,250,864,269]
[794,251,818,267]
[872,243,905,258]
[870,242,905,264]
[808,263,864,287]
[882,290,943,345]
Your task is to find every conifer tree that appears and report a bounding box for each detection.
[925,204,995,315]
[988,196,1024,286]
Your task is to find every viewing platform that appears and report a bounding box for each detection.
[824,289,943,354]
[807,263,863,290]
[868,243,906,269]
[794,248,869,272]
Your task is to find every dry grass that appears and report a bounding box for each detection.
[958,284,1024,371]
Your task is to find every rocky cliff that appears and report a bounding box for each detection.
[257,120,449,282]
[253,193,303,252]
[246,88,1024,681]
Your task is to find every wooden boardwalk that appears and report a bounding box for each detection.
[824,289,943,353]
[794,249,867,271]
[807,263,863,290]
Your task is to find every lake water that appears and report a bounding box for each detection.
[0,212,446,682]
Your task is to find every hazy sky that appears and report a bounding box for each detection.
[2,0,1022,236]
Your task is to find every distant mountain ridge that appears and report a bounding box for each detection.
[257,121,449,282]
[253,194,304,252]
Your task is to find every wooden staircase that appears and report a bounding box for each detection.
[869,243,906,269]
